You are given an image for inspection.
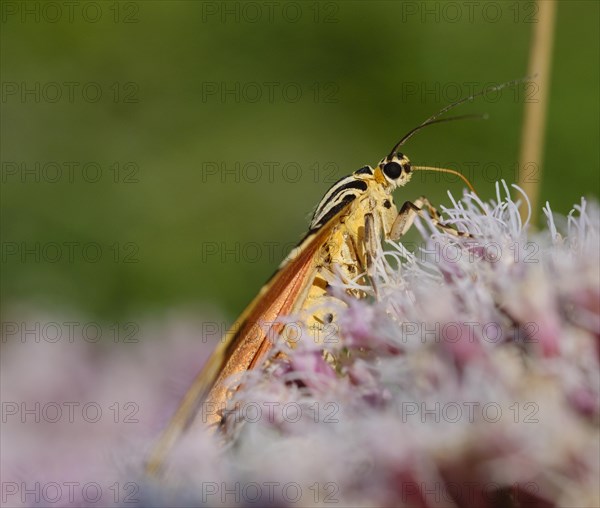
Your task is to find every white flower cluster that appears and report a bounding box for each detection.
[3,185,597,508]
[153,184,598,507]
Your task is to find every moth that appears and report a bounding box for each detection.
[146,80,524,475]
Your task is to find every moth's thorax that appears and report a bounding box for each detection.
[309,152,411,232]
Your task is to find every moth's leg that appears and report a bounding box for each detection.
[343,211,383,295]
[361,212,383,297]
[363,212,378,271]
[343,233,371,299]
[390,196,471,240]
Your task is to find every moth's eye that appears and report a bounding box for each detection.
[383,161,402,180]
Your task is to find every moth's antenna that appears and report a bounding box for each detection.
[387,113,488,159]
[388,77,532,158]
[412,165,476,194]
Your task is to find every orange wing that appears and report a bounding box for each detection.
[146,212,348,474]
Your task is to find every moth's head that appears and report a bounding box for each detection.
[375,152,412,189]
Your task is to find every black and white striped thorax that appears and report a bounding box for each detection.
[309,165,374,232]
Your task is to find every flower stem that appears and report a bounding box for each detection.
[518,0,557,227]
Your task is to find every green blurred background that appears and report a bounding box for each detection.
[1,0,598,322]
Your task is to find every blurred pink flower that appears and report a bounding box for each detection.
[2,185,598,507]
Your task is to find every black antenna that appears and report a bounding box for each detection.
[387,113,488,159]
[387,77,532,159]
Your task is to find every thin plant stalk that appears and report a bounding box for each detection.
[518,0,557,226]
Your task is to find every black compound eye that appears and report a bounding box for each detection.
[383,161,402,180]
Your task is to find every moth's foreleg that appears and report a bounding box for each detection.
[390,196,471,240]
